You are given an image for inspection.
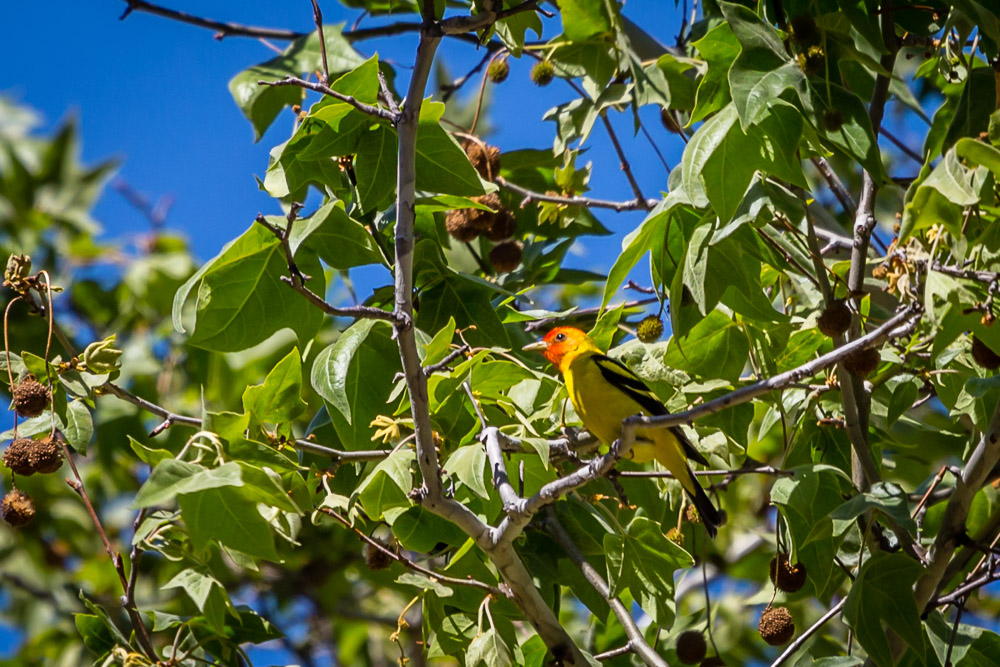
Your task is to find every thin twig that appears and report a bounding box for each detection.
[119,0,306,40]
[319,507,502,595]
[257,77,398,122]
[496,176,658,212]
[309,0,330,84]
[599,112,647,205]
[423,344,470,376]
[879,127,923,165]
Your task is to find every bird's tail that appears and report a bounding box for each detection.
[684,469,723,539]
[650,438,723,538]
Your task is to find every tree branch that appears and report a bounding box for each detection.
[546,509,668,667]
[119,0,307,40]
[256,78,398,122]
[496,176,658,212]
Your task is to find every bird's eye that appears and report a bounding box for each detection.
[554,333,566,342]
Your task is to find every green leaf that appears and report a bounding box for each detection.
[691,23,741,123]
[843,552,925,666]
[388,505,470,552]
[134,460,243,508]
[312,319,400,449]
[604,516,694,626]
[601,203,670,309]
[587,301,625,352]
[396,572,454,598]
[467,628,513,667]
[559,0,611,41]
[355,123,397,213]
[228,25,365,140]
[179,485,279,561]
[358,448,415,519]
[287,200,384,269]
[829,482,917,535]
[446,445,490,499]
[174,223,325,352]
[770,465,847,597]
[722,1,806,128]
[943,67,997,153]
[242,347,307,424]
[416,275,510,348]
[809,80,886,181]
[901,148,978,241]
[416,101,486,197]
[162,568,233,633]
[663,309,748,382]
[955,136,1000,177]
[56,399,93,453]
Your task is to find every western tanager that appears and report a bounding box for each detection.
[524,326,722,537]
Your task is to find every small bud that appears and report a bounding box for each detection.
[685,503,702,524]
[4,254,31,286]
[666,526,685,547]
[82,335,123,374]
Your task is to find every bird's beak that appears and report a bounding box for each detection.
[522,340,548,352]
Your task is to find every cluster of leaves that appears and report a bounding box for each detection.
[4,0,1000,666]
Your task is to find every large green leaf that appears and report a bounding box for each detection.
[287,200,384,269]
[416,275,509,348]
[355,123,397,213]
[415,101,486,197]
[843,552,925,666]
[601,203,670,309]
[311,319,400,448]
[179,485,279,561]
[901,148,979,241]
[163,568,233,633]
[241,347,306,425]
[134,460,243,509]
[174,223,325,352]
[559,0,611,41]
[229,25,366,141]
[691,23,741,123]
[663,309,748,382]
[603,516,694,626]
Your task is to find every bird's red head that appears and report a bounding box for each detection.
[522,326,594,367]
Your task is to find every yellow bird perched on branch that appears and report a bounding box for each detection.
[524,326,723,537]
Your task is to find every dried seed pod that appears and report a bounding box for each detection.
[817,300,851,338]
[483,207,517,242]
[364,540,394,571]
[462,141,501,181]
[487,58,509,83]
[665,526,685,547]
[769,553,807,593]
[676,630,707,665]
[445,210,480,243]
[468,192,502,230]
[2,489,35,527]
[972,337,1000,370]
[797,45,826,75]
[843,346,880,378]
[759,606,795,646]
[3,436,63,476]
[489,241,523,273]
[12,377,50,418]
[700,658,727,666]
[531,60,555,86]
[637,315,664,343]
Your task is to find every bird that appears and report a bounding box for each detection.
[523,326,722,537]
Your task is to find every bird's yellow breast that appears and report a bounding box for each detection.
[562,351,649,446]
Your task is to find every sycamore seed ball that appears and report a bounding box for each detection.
[13,378,50,418]
[972,337,1000,370]
[468,192,503,230]
[490,241,523,273]
[789,15,818,45]
[637,315,664,343]
[531,60,555,86]
[462,140,501,181]
[817,300,851,338]
[487,58,509,83]
[700,658,727,666]
[2,489,35,527]
[3,436,63,476]
[483,208,517,242]
[822,108,845,132]
[364,540,394,571]
[445,210,480,243]
[769,553,807,593]
[843,346,880,378]
[759,607,795,646]
[676,630,707,665]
